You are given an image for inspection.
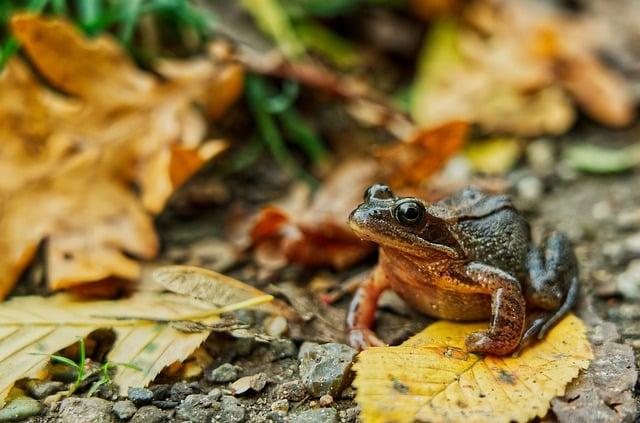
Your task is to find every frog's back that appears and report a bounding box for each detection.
[432,188,530,279]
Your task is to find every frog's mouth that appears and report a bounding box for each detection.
[348,206,461,260]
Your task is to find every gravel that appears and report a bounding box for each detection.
[298,343,357,397]
[129,405,167,423]
[112,400,136,420]
[208,363,240,383]
[0,396,42,422]
[58,397,114,423]
[289,408,338,423]
[127,387,154,406]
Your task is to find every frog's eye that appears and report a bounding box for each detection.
[394,200,425,226]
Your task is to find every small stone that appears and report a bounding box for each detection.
[270,399,289,413]
[216,395,246,423]
[0,397,42,422]
[207,388,222,401]
[128,387,154,406]
[59,397,114,423]
[290,408,337,423]
[318,394,333,407]
[113,400,136,420]
[268,340,297,360]
[526,138,554,173]
[151,400,179,409]
[25,380,64,399]
[616,210,640,231]
[170,381,200,401]
[298,343,357,397]
[175,394,214,423]
[230,373,268,395]
[273,380,306,402]
[603,241,629,266]
[264,411,286,422]
[208,363,239,383]
[516,176,543,203]
[339,407,360,423]
[617,260,640,299]
[150,384,171,400]
[264,316,288,337]
[129,405,167,423]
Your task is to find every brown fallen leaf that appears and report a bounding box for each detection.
[248,121,467,270]
[0,14,243,298]
[412,1,634,135]
[375,121,468,188]
[353,314,592,423]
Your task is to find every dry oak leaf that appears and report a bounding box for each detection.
[353,314,592,423]
[0,14,241,298]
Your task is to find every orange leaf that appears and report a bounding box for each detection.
[375,121,469,189]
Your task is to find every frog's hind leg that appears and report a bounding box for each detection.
[512,276,577,357]
[537,274,579,338]
[523,231,579,343]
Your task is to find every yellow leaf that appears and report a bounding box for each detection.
[0,286,273,406]
[353,314,592,423]
[465,137,523,174]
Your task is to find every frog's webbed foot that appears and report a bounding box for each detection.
[348,328,386,351]
[524,231,579,343]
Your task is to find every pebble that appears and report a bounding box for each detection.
[129,405,167,423]
[128,387,154,405]
[272,380,306,402]
[318,394,333,407]
[208,363,239,383]
[603,241,629,266]
[215,395,246,423]
[170,381,200,401]
[298,342,357,397]
[264,412,286,422]
[616,210,640,231]
[112,400,136,420]
[175,394,214,423]
[526,138,554,173]
[289,408,337,423]
[25,380,64,399]
[150,384,171,400]
[264,316,288,337]
[516,175,543,204]
[617,260,640,299]
[0,396,42,422]
[339,407,360,423]
[270,399,289,413]
[230,373,268,395]
[267,340,298,361]
[58,397,114,423]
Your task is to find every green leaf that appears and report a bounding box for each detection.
[241,0,305,59]
[564,143,640,174]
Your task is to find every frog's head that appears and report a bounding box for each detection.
[348,184,462,259]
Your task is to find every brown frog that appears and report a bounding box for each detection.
[346,184,579,355]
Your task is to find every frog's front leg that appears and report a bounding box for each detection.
[453,263,526,356]
[347,267,390,351]
[523,231,579,340]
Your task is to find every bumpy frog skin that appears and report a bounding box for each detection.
[346,184,579,356]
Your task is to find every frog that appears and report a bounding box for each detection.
[346,184,579,356]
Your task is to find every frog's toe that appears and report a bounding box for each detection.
[465,330,517,356]
[348,328,386,351]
